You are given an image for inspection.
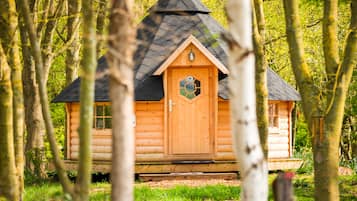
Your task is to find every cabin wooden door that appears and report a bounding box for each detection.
[168,67,212,158]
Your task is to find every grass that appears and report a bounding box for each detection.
[134,185,240,201]
[23,174,357,201]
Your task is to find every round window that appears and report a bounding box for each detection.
[179,76,201,100]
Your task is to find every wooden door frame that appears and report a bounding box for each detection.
[164,66,217,160]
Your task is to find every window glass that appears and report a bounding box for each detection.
[179,76,201,100]
[104,105,111,116]
[96,118,104,129]
[269,103,279,128]
[96,105,104,116]
[94,105,112,129]
[105,118,112,129]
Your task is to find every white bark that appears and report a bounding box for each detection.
[225,0,268,200]
[108,0,136,200]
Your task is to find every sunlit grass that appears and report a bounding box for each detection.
[23,174,357,201]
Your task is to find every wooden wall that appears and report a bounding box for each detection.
[67,101,165,161]
[66,100,292,161]
[215,100,235,160]
[268,101,291,158]
[215,100,292,160]
[135,101,165,161]
[68,103,112,160]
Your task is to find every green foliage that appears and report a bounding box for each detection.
[24,182,63,201]
[24,169,44,185]
[292,176,314,200]
[47,52,67,159]
[295,148,314,174]
[201,0,227,27]
[294,115,311,152]
[292,175,357,200]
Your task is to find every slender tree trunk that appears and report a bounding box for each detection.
[17,0,47,179]
[282,0,357,200]
[252,0,268,158]
[8,10,25,201]
[282,0,321,125]
[96,0,108,56]
[72,0,96,200]
[18,17,47,179]
[108,0,136,200]
[66,0,81,86]
[225,0,268,200]
[0,1,24,198]
[16,0,74,196]
[313,1,357,200]
[0,44,19,201]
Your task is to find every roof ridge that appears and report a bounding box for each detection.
[152,0,210,14]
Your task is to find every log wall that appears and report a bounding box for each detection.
[135,101,165,161]
[215,100,292,160]
[67,101,165,161]
[67,100,291,161]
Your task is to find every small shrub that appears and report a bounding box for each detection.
[295,147,314,174]
[294,117,311,153]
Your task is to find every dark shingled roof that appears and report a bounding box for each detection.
[218,68,300,101]
[53,0,300,103]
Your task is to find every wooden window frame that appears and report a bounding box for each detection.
[93,104,112,129]
[269,103,279,129]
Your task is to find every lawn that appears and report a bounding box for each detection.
[24,174,357,201]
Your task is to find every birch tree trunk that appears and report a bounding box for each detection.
[73,0,96,200]
[0,44,19,201]
[107,0,136,200]
[282,0,357,200]
[225,0,268,200]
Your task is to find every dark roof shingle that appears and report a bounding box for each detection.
[53,0,300,103]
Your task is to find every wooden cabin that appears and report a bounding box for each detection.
[53,0,302,173]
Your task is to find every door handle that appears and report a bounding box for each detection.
[169,99,176,112]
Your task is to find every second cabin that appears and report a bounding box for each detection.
[54,0,302,173]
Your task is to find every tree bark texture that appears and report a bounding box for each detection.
[73,0,96,200]
[282,0,321,125]
[16,0,75,196]
[108,0,136,200]
[18,16,47,179]
[282,0,357,200]
[66,0,81,86]
[252,0,269,158]
[225,0,268,200]
[0,44,19,201]
[17,0,52,179]
[0,0,25,198]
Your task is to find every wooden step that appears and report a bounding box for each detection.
[138,172,238,182]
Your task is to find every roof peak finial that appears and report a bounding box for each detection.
[152,0,211,14]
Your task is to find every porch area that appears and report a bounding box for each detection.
[62,158,303,174]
